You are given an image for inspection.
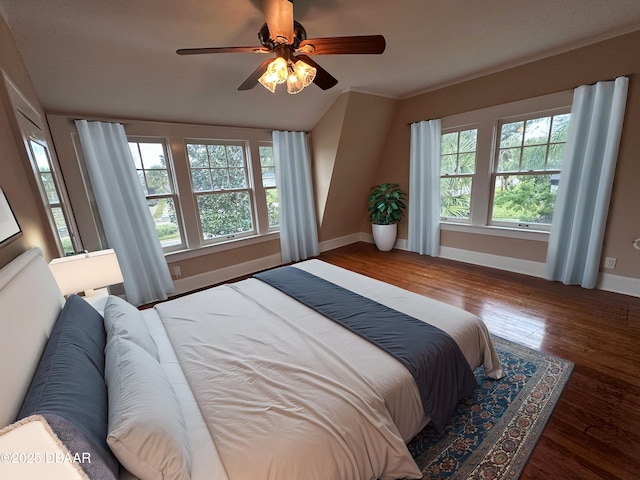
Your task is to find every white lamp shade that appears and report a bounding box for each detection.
[49,249,124,296]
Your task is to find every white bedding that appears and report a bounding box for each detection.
[144,259,501,480]
[143,309,229,480]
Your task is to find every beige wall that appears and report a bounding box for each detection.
[375,30,640,279]
[176,238,280,279]
[312,91,398,242]
[0,14,57,268]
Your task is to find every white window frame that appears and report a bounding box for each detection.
[490,109,571,231]
[185,140,258,244]
[440,125,479,223]
[3,73,81,256]
[127,137,186,252]
[440,90,573,238]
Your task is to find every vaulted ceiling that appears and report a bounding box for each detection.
[2,0,640,131]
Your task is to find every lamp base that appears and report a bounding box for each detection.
[82,287,109,298]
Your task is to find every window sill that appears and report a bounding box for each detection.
[165,231,280,262]
[440,222,549,242]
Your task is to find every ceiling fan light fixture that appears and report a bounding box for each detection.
[271,56,289,83]
[265,56,288,83]
[293,59,316,88]
[258,74,278,93]
[259,56,316,94]
[258,56,289,92]
[178,3,385,94]
[286,70,304,94]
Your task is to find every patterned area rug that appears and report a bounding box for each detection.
[407,335,574,479]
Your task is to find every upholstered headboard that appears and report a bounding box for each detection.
[0,248,65,427]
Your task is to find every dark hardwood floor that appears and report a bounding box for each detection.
[318,242,640,480]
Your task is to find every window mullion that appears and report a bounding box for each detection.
[469,118,494,226]
[165,137,200,250]
[248,139,269,235]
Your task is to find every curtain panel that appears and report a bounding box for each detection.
[272,130,319,263]
[545,76,629,288]
[408,119,442,256]
[75,120,174,305]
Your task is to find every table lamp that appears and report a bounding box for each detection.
[49,249,124,298]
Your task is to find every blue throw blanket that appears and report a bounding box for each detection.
[255,266,477,431]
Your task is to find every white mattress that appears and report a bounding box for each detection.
[139,259,501,480]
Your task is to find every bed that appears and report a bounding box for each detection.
[0,248,502,480]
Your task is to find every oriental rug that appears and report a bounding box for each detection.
[407,335,574,479]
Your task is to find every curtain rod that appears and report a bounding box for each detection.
[406,73,634,126]
[576,73,633,89]
[549,73,633,98]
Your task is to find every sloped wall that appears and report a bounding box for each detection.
[311,91,398,243]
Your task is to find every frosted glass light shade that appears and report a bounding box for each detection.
[286,73,304,94]
[293,60,316,87]
[258,75,278,93]
[258,57,288,93]
[259,57,316,94]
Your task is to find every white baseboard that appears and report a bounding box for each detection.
[438,247,639,297]
[379,237,546,277]
[172,253,282,296]
[364,235,639,298]
[319,233,362,252]
[597,272,640,298]
[438,246,547,278]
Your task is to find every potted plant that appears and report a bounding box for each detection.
[367,183,407,251]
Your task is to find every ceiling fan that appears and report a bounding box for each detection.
[176,0,386,94]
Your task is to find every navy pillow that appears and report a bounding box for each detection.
[18,294,118,480]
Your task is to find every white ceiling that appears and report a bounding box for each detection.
[2,0,640,131]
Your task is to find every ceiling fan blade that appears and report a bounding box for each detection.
[238,58,274,91]
[261,0,294,44]
[296,55,338,90]
[177,46,269,55]
[298,35,386,55]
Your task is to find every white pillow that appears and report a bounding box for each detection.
[105,336,191,480]
[0,415,88,480]
[103,295,159,360]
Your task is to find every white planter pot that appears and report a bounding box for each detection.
[371,223,398,251]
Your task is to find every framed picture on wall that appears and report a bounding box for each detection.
[0,187,21,245]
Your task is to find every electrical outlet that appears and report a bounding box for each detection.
[173,266,182,279]
[604,257,617,269]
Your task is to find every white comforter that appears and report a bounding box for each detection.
[152,260,502,480]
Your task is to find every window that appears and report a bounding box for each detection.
[186,142,255,242]
[492,113,570,227]
[120,132,275,256]
[5,73,80,256]
[128,140,184,251]
[438,91,573,234]
[259,145,279,229]
[440,128,477,220]
[28,138,76,255]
